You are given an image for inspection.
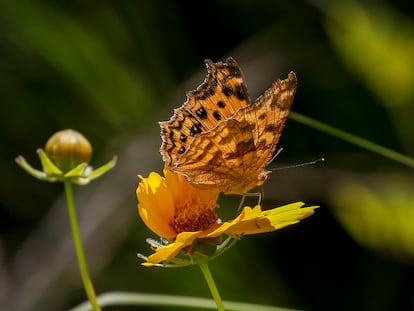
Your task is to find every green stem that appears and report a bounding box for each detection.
[64,180,101,311]
[198,261,225,311]
[290,111,414,168]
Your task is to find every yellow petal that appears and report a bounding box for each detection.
[203,205,263,238]
[144,231,200,266]
[203,202,318,237]
[164,166,186,202]
[164,165,219,207]
[227,202,318,235]
[263,201,318,224]
[136,172,176,238]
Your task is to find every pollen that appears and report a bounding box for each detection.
[173,199,218,233]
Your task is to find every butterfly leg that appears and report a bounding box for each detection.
[237,190,263,213]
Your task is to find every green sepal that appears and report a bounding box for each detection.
[85,156,117,181]
[65,163,88,178]
[16,150,116,185]
[37,148,63,176]
[15,155,50,181]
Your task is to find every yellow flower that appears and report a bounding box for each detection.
[136,166,318,266]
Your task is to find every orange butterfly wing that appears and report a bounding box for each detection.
[160,58,296,194]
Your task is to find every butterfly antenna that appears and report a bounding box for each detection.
[270,157,325,171]
[267,147,284,165]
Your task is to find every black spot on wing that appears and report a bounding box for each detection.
[190,123,203,136]
[196,106,208,119]
[213,111,222,121]
[222,85,233,97]
[235,84,247,101]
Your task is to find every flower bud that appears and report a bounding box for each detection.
[45,129,92,172]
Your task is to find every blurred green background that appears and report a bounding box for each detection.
[1,0,414,310]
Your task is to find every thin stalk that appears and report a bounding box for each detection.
[64,180,101,311]
[290,111,414,168]
[70,292,299,311]
[198,261,225,311]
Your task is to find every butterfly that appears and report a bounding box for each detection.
[160,57,296,194]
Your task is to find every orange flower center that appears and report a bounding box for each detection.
[173,199,218,233]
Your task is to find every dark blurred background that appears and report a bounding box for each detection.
[1,0,414,310]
